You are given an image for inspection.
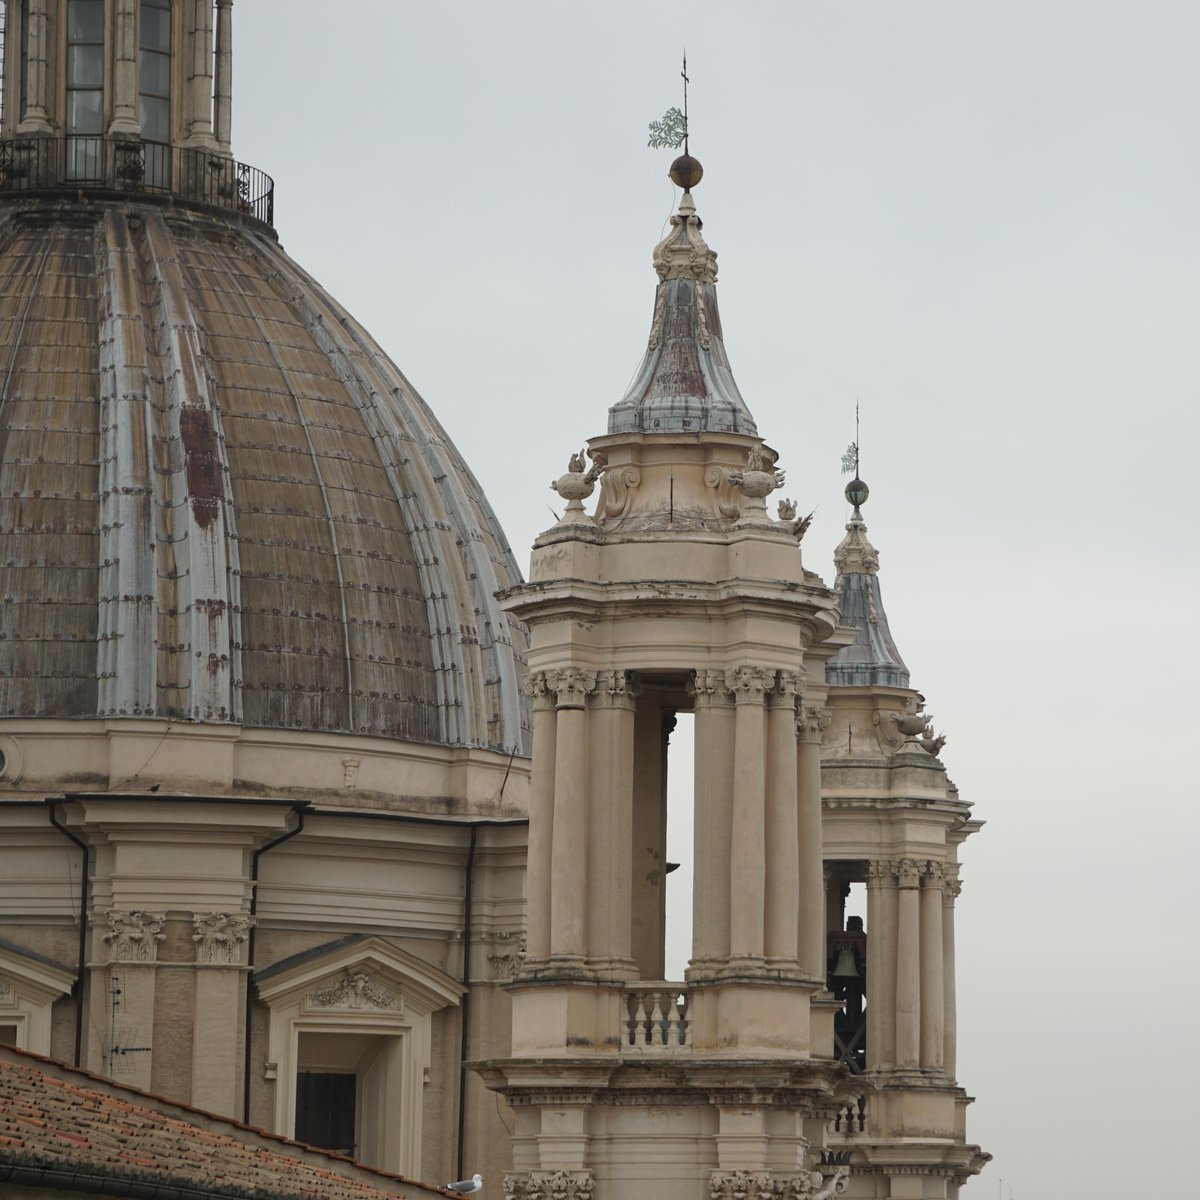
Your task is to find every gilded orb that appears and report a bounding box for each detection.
[669,153,704,190]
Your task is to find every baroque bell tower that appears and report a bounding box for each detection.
[481,156,859,1200]
[819,478,990,1197]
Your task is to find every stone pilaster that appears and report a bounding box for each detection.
[101,911,166,1091]
[689,668,735,971]
[214,0,234,150]
[109,0,140,136]
[190,912,251,1117]
[183,0,216,146]
[18,0,54,133]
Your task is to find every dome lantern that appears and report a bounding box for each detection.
[0,0,273,225]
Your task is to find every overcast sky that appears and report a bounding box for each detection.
[234,4,1199,1196]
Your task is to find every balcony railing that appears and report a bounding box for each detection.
[622,983,692,1051]
[0,135,274,227]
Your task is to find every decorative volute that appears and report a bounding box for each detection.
[608,189,758,438]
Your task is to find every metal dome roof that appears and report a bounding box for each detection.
[0,197,528,752]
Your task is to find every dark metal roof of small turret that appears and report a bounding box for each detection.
[827,504,910,689]
[608,191,757,436]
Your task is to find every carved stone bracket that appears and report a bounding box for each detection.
[104,911,166,963]
[594,462,641,524]
[192,912,253,964]
[505,1170,595,1200]
[704,464,743,521]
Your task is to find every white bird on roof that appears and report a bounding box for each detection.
[446,1173,483,1195]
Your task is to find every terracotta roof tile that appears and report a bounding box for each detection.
[0,1047,448,1199]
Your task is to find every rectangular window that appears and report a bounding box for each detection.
[66,0,104,179]
[295,1071,357,1156]
[139,0,172,186]
[0,1024,18,1047]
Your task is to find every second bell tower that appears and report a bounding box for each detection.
[482,163,858,1200]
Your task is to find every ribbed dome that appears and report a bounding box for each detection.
[0,197,528,752]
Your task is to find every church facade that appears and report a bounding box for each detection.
[0,4,987,1198]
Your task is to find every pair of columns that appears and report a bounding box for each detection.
[865,859,960,1076]
[691,667,827,979]
[13,0,234,150]
[524,665,826,982]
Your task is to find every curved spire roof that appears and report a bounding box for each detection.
[827,502,910,689]
[608,192,757,436]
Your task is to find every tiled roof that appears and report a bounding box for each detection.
[0,1046,447,1199]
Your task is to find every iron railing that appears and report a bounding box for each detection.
[0,135,274,226]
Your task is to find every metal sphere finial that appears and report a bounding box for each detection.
[845,477,870,508]
[669,154,704,190]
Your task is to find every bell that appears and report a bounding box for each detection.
[831,946,860,979]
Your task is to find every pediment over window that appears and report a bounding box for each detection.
[0,939,75,1055]
[254,935,462,1017]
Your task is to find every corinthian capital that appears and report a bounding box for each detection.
[797,703,832,743]
[724,665,772,704]
[591,669,641,710]
[688,668,734,708]
[896,858,922,888]
[767,668,805,708]
[104,910,166,963]
[546,667,597,710]
[522,670,557,711]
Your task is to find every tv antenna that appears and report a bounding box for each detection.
[106,972,151,1076]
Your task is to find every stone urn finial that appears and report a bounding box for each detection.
[550,449,606,524]
[728,444,785,524]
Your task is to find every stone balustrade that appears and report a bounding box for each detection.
[622,983,692,1051]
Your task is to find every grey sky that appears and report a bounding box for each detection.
[235,4,1200,1196]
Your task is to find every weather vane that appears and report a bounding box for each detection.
[648,52,691,151]
[841,401,862,477]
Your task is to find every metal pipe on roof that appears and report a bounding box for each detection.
[455,824,478,1183]
[46,800,89,1068]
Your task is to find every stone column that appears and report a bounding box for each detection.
[18,0,54,133]
[109,0,140,136]
[190,912,251,1117]
[943,873,961,1079]
[689,669,734,972]
[548,669,594,965]
[895,858,922,1068]
[214,0,234,150]
[727,666,769,965]
[920,862,945,1070]
[586,670,638,974]
[795,704,829,979]
[522,673,556,965]
[763,672,800,965]
[865,860,888,1071]
[184,0,216,146]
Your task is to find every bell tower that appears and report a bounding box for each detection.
[482,159,858,1200]
[819,477,990,1197]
